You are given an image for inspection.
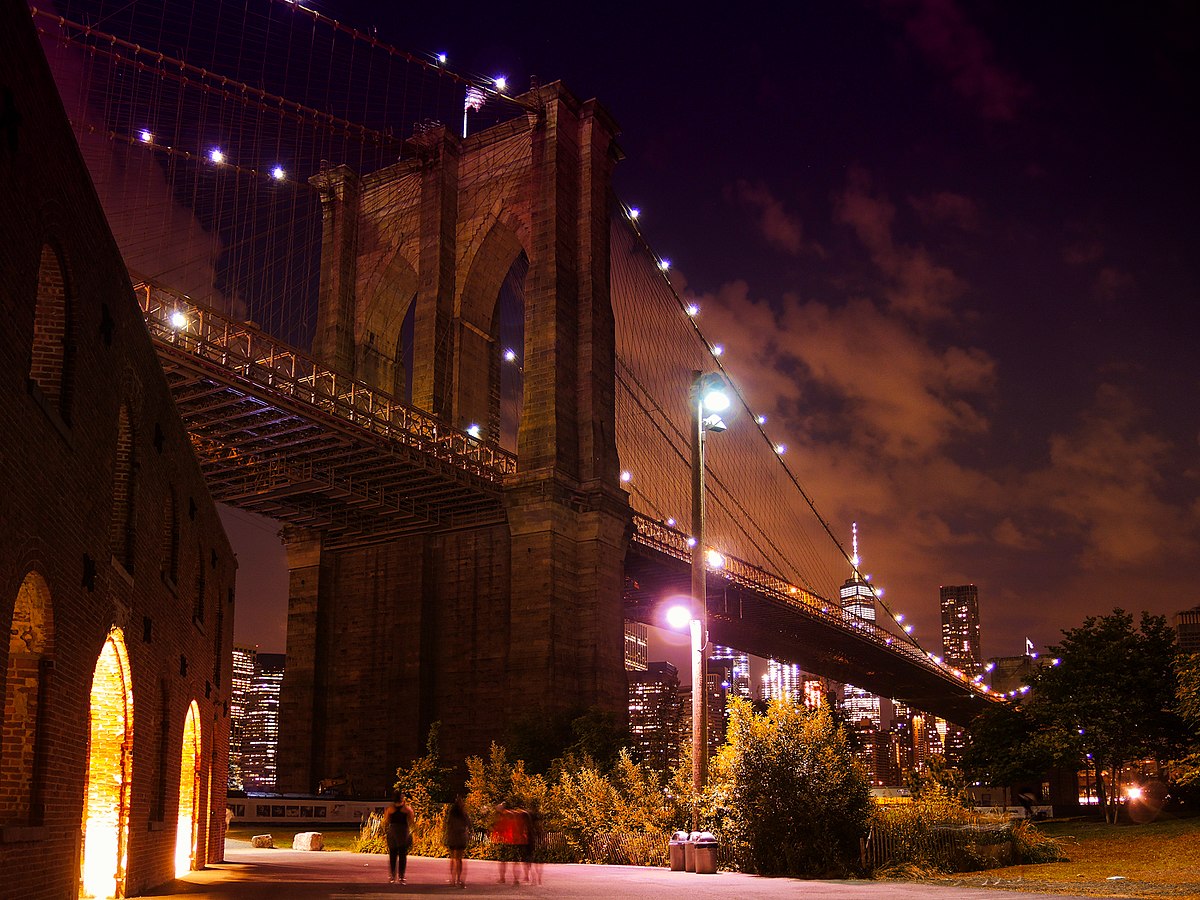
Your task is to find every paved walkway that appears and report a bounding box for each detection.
[129,841,1091,899]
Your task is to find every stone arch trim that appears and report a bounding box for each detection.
[30,238,75,421]
[175,700,202,875]
[80,626,135,900]
[1,570,55,825]
[356,249,419,398]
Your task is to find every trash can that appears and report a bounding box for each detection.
[684,831,700,872]
[693,831,718,874]
[668,830,689,871]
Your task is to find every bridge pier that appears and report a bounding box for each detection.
[280,82,631,793]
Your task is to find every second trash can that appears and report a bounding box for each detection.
[684,831,700,871]
[693,831,719,874]
[668,830,689,871]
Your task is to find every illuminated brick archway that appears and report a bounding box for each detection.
[80,628,133,900]
[175,701,202,876]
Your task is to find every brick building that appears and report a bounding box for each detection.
[0,2,237,897]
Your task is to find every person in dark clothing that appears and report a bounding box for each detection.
[443,797,472,888]
[383,793,414,884]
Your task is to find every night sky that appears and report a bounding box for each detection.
[213,1,1199,666]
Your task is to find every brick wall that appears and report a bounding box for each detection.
[0,1,237,897]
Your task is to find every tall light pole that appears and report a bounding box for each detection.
[689,370,730,827]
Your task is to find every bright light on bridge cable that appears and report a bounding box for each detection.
[169,311,188,330]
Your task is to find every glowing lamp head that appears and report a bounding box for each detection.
[686,536,697,548]
[628,207,640,220]
[705,549,725,569]
[904,624,913,633]
[774,443,787,455]
[698,374,731,413]
[657,258,671,272]
[756,414,767,425]
[1126,786,1143,801]
[169,311,188,330]
[466,423,481,439]
[665,517,675,527]
[620,470,632,483]
[712,344,724,357]
[139,129,153,143]
[494,76,507,91]
[271,165,286,180]
[503,348,517,363]
[665,605,691,631]
[686,303,700,317]
[437,53,448,64]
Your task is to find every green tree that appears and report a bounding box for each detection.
[393,722,453,820]
[1027,609,1183,823]
[1171,653,1200,787]
[719,699,870,877]
[962,700,1073,790]
[908,754,968,805]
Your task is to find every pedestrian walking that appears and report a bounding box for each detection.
[443,796,472,888]
[382,793,414,884]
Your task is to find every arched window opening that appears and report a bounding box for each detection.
[80,628,134,900]
[493,253,527,453]
[1,571,55,826]
[110,404,136,571]
[161,488,180,585]
[175,701,202,876]
[193,545,205,624]
[30,242,73,419]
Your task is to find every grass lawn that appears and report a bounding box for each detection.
[928,815,1200,897]
[226,824,362,852]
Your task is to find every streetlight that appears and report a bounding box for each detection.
[689,369,730,825]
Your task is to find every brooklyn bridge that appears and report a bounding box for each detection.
[34,0,995,794]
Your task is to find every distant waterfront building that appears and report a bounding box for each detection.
[241,653,286,791]
[1174,605,1200,654]
[940,584,982,676]
[705,663,732,752]
[762,657,804,704]
[840,524,882,728]
[628,662,681,770]
[624,620,648,671]
[710,644,752,700]
[228,647,258,790]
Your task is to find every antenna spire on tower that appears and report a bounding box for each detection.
[851,521,861,578]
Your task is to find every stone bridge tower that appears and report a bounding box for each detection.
[278,82,631,793]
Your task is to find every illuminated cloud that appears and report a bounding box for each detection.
[835,168,966,320]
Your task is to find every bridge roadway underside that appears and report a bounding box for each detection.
[622,545,990,727]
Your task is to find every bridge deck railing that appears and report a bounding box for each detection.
[136,282,518,483]
[631,514,990,696]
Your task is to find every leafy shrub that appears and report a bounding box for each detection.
[1010,819,1067,863]
[720,700,872,877]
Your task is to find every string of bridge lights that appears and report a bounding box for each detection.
[111,12,997,695]
[617,203,1009,698]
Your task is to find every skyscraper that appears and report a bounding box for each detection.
[628,662,682,770]
[240,653,285,791]
[940,584,982,676]
[840,524,881,728]
[1174,605,1200,654]
[228,647,257,790]
[709,645,752,700]
[623,620,648,671]
[762,658,804,704]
